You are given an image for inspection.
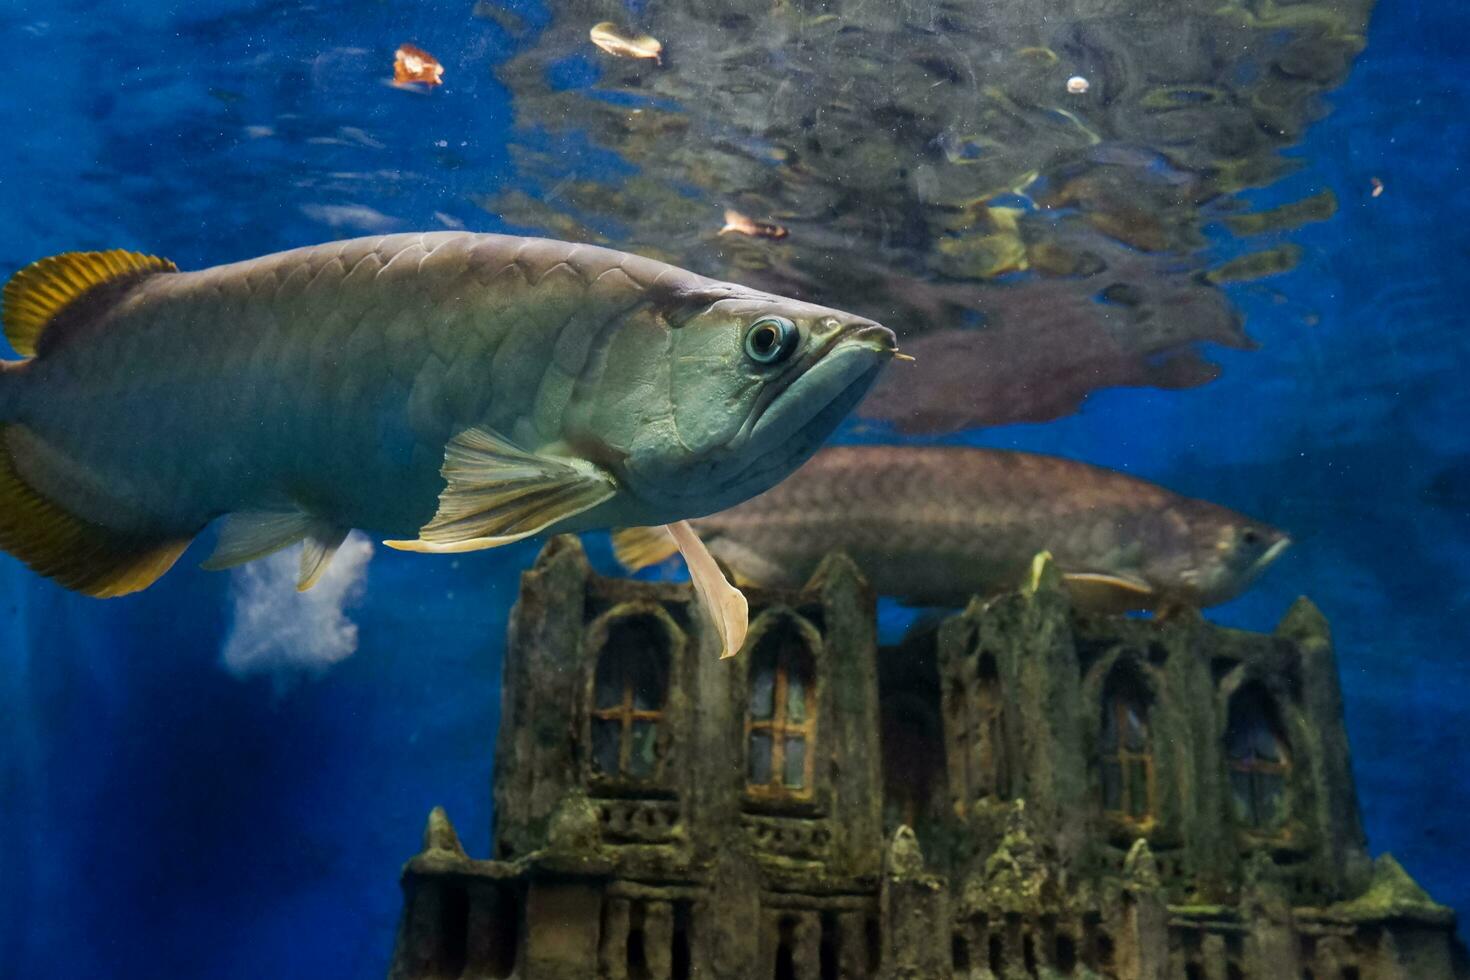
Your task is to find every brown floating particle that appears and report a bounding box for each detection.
[589,22,663,65]
[719,208,789,241]
[1370,177,1384,198]
[393,44,444,87]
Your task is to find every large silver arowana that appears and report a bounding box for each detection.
[0,233,895,622]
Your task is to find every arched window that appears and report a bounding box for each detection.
[882,691,943,831]
[590,615,670,783]
[1099,666,1154,821]
[945,649,1009,816]
[1225,683,1290,829]
[747,624,817,798]
[971,653,1008,801]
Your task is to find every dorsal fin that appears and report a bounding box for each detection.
[2,249,176,357]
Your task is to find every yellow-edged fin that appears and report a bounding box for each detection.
[3,249,175,357]
[1063,571,1157,614]
[666,520,748,659]
[385,426,617,552]
[611,525,679,571]
[0,424,190,597]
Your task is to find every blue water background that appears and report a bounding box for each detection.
[0,0,1465,976]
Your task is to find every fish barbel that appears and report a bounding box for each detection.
[0,233,895,649]
[615,445,1289,612]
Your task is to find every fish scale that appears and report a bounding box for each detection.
[8,234,610,534]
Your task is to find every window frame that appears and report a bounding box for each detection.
[582,603,685,795]
[1098,668,1156,828]
[589,648,667,782]
[1224,684,1292,831]
[744,617,820,803]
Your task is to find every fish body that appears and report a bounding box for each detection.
[0,233,894,599]
[619,445,1288,612]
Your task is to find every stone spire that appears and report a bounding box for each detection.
[420,806,466,857]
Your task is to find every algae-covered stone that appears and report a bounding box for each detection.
[390,544,1465,979]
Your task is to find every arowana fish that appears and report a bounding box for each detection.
[614,445,1289,612]
[0,233,896,654]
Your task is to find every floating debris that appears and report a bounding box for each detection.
[393,44,444,87]
[1371,176,1384,198]
[589,22,663,65]
[719,209,788,240]
[1067,75,1090,94]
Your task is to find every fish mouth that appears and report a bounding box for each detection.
[719,326,892,497]
[666,322,892,514]
[1213,534,1291,603]
[1254,536,1292,573]
[620,320,893,518]
[745,322,896,445]
[745,323,894,449]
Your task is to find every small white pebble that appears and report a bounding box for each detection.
[1067,75,1089,94]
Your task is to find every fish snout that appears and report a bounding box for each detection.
[844,320,898,356]
[817,318,896,365]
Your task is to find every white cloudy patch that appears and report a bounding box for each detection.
[299,203,399,233]
[221,533,374,680]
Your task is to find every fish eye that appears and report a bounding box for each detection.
[744,316,799,365]
[1241,528,1261,546]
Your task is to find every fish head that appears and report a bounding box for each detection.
[1178,510,1291,606]
[598,286,895,521]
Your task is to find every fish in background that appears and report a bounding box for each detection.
[615,445,1290,613]
[0,233,897,656]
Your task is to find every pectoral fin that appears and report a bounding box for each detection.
[385,427,616,554]
[611,525,680,571]
[202,510,350,591]
[202,510,317,571]
[666,520,748,660]
[1062,571,1157,613]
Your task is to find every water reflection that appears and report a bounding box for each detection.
[490,0,1371,431]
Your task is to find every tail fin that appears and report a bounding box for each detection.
[611,525,680,571]
[0,425,190,597]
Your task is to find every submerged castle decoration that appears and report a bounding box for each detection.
[388,537,1465,979]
